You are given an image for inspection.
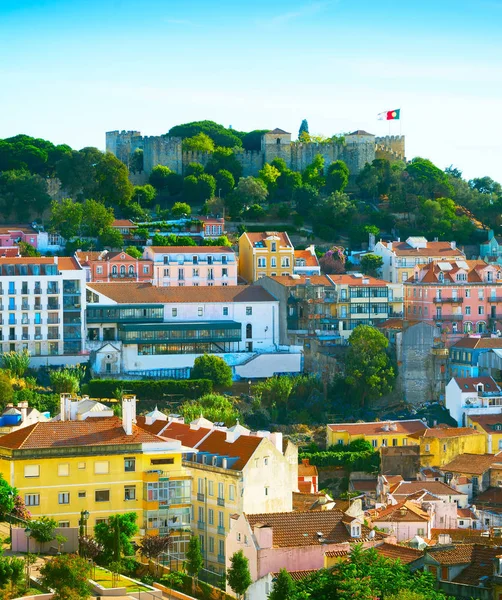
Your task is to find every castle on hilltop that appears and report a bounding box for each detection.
[106,128,405,178]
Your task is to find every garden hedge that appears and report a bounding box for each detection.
[86,379,212,401]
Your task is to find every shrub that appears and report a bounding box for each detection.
[86,379,213,401]
[191,355,232,387]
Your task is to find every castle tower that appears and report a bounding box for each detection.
[344,130,376,174]
[375,135,406,162]
[261,128,292,167]
[105,130,143,166]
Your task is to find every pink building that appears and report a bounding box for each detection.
[370,501,432,542]
[198,216,225,238]
[226,510,385,599]
[404,259,502,340]
[75,250,153,283]
[142,246,237,287]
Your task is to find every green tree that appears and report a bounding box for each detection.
[302,154,325,189]
[254,376,294,410]
[130,148,144,173]
[50,198,84,239]
[185,535,203,593]
[268,568,296,600]
[151,233,196,246]
[345,325,396,408]
[94,152,134,208]
[234,176,268,207]
[215,169,235,197]
[179,393,240,426]
[191,355,232,387]
[0,473,17,520]
[168,120,243,149]
[197,173,217,202]
[182,133,215,153]
[360,254,383,277]
[125,245,143,259]
[298,119,309,138]
[29,516,58,551]
[172,202,192,218]
[258,163,281,191]
[133,184,156,206]
[94,513,139,564]
[2,349,30,378]
[227,550,252,600]
[185,162,205,177]
[0,371,14,409]
[0,555,24,591]
[40,554,92,600]
[0,169,51,220]
[49,368,80,394]
[150,165,174,192]
[183,175,199,203]
[245,203,266,220]
[326,160,349,193]
[206,147,243,181]
[294,184,320,217]
[18,242,41,257]
[99,227,124,249]
[81,199,115,237]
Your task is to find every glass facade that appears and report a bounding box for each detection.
[87,305,164,322]
[138,342,237,355]
[146,507,191,533]
[146,480,191,506]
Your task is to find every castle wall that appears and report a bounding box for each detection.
[142,135,183,174]
[375,136,405,160]
[236,150,264,176]
[182,150,212,172]
[106,130,143,166]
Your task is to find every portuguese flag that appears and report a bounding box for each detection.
[378,109,400,120]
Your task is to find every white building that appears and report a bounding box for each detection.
[85,283,294,378]
[142,246,237,287]
[373,236,465,283]
[445,376,502,426]
[293,246,321,276]
[0,257,86,365]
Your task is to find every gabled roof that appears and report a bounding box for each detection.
[87,283,275,304]
[468,414,502,433]
[271,570,318,581]
[374,542,423,564]
[243,231,292,248]
[299,460,318,478]
[265,274,333,287]
[457,508,477,519]
[327,419,427,436]
[195,430,263,471]
[383,240,464,258]
[149,420,211,447]
[451,376,500,393]
[409,259,492,284]
[373,501,430,523]
[452,337,502,350]
[442,453,500,475]
[0,417,171,450]
[292,492,334,511]
[245,510,384,548]
[348,130,373,136]
[392,481,464,498]
[427,544,500,585]
[411,426,482,439]
[112,219,137,228]
[268,128,290,135]
[294,250,319,267]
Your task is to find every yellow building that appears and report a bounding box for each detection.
[138,414,298,574]
[238,231,294,283]
[0,396,193,556]
[410,427,486,468]
[326,420,428,449]
[467,414,502,454]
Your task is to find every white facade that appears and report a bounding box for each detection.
[0,257,86,360]
[446,377,502,426]
[143,247,237,287]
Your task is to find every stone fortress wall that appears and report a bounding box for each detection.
[106,129,406,178]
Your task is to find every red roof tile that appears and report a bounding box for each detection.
[373,501,430,523]
[412,427,482,439]
[385,240,464,257]
[328,420,427,436]
[452,337,502,349]
[374,542,423,564]
[196,430,263,471]
[392,481,463,497]
[442,453,499,475]
[266,274,333,287]
[147,246,233,254]
[294,250,319,267]
[468,414,502,433]
[243,231,292,248]
[157,421,211,447]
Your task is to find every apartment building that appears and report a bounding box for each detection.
[446,376,502,426]
[137,413,297,573]
[0,256,86,359]
[76,250,154,283]
[404,259,502,338]
[238,231,294,282]
[449,337,502,378]
[293,246,320,276]
[327,420,428,449]
[85,283,279,377]
[374,236,465,283]
[0,395,193,557]
[0,224,64,254]
[142,246,237,287]
[408,427,486,468]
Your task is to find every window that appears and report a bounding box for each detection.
[198,478,204,494]
[264,457,269,466]
[193,268,199,277]
[58,521,70,528]
[208,509,214,525]
[208,481,214,496]
[172,308,178,317]
[124,457,136,472]
[94,461,109,474]
[372,439,377,448]
[271,242,277,252]
[164,268,169,277]
[78,462,86,470]
[425,444,430,452]
[58,464,69,477]
[96,266,103,274]
[257,257,266,268]
[218,511,224,527]
[95,490,110,502]
[58,492,70,504]
[479,306,485,315]
[271,257,276,268]
[281,257,290,268]
[209,537,214,553]
[178,268,184,280]
[124,486,136,501]
[392,439,398,447]
[218,482,224,499]
[25,494,40,506]
[198,307,203,317]
[466,289,470,298]
[223,307,228,316]
[143,265,149,274]
[466,306,471,315]
[78,491,86,499]
[95,518,108,525]
[246,306,252,316]
[265,486,269,496]
[417,528,425,536]
[246,323,252,339]
[229,485,235,501]
[24,465,40,478]
[222,268,228,277]
[219,539,225,557]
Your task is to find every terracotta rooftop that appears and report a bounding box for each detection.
[469,414,502,433]
[272,570,318,581]
[87,283,275,304]
[299,459,318,478]
[136,415,170,436]
[428,543,479,565]
[245,510,384,548]
[427,544,500,585]
[153,421,211,448]
[383,240,464,257]
[195,430,263,471]
[0,256,81,270]
[0,417,169,450]
[377,318,406,330]
[442,453,500,475]
[266,274,333,287]
[430,528,494,545]
[294,249,319,267]
[0,248,20,257]
[112,219,137,228]
[327,419,427,436]
[243,231,292,248]
[373,501,430,523]
[147,246,233,254]
[350,479,378,493]
[298,481,313,493]
[327,273,392,287]
[392,481,464,498]
[474,487,502,505]
[411,426,482,439]
[324,549,350,558]
[374,542,423,564]
[457,508,477,519]
[292,492,335,512]
[452,376,500,393]
[452,337,502,349]
[0,225,36,234]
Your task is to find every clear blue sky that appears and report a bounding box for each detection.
[1,0,501,180]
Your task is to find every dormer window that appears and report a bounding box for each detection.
[477,383,484,393]
[351,524,361,538]
[271,242,277,252]
[438,273,444,283]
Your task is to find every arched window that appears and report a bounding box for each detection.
[246,324,252,339]
[112,266,118,275]
[128,265,134,274]
[477,321,486,333]
[120,265,126,274]
[438,272,444,283]
[464,321,472,333]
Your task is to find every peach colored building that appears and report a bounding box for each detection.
[75,250,153,283]
[142,246,237,287]
[404,259,502,340]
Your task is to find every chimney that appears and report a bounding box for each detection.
[368,233,376,251]
[302,458,310,467]
[451,241,456,250]
[253,524,273,549]
[269,432,283,453]
[122,395,137,435]
[60,393,72,421]
[18,401,28,421]
[54,256,58,266]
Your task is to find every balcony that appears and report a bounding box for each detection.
[34,287,41,295]
[488,297,502,303]
[433,297,464,304]
[110,273,137,279]
[8,335,16,341]
[434,315,463,321]
[47,304,60,311]
[197,492,205,502]
[389,297,404,303]
[47,334,60,340]
[47,317,60,324]
[197,521,205,530]
[432,347,449,357]
[21,334,29,341]
[217,498,225,507]
[217,526,225,535]
[490,315,502,321]
[21,319,30,325]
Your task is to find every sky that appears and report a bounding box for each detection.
[1,0,501,181]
